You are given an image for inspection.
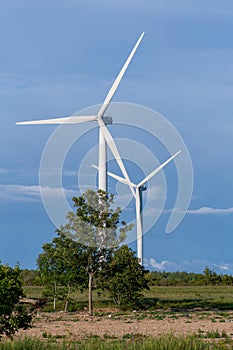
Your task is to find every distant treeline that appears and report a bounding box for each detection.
[20,267,233,287]
[147,268,233,286]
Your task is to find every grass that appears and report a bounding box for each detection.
[24,285,233,312]
[1,335,233,350]
[142,286,233,310]
[24,286,44,299]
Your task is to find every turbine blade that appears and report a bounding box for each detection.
[97,32,145,118]
[107,170,136,187]
[98,119,136,197]
[92,164,136,188]
[91,164,99,170]
[137,150,181,188]
[16,115,97,125]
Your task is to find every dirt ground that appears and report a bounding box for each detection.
[16,309,233,340]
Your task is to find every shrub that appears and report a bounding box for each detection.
[0,263,31,339]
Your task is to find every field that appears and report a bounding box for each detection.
[10,285,233,349]
[24,285,233,311]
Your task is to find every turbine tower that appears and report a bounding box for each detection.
[105,151,181,264]
[16,32,145,194]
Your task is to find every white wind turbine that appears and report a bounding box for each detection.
[16,32,145,194]
[102,150,181,264]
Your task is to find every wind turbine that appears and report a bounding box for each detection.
[101,150,181,264]
[16,32,145,194]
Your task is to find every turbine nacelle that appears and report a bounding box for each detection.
[102,115,113,125]
[139,184,147,192]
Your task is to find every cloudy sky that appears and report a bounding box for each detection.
[1,0,233,273]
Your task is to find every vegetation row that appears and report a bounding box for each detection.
[1,334,233,350]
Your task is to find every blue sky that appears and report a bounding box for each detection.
[1,0,233,273]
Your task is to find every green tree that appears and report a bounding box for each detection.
[60,190,132,315]
[37,231,86,311]
[203,267,221,286]
[0,263,31,339]
[20,269,39,286]
[100,245,149,309]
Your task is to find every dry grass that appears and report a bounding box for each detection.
[15,309,233,342]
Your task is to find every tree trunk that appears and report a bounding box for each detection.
[64,283,71,312]
[88,272,93,316]
[53,281,57,311]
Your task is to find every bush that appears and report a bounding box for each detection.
[101,246,149,310]
[0,263,31,339]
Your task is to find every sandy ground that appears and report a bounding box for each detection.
[16,309,233,340]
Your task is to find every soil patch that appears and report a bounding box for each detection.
[16,309,233,340]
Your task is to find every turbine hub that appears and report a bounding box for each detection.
[103,115,113,125]
[139,184,147,192]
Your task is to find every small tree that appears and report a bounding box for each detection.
[37,231,86,311]
[0,263,31,339]
[101,245,149,309]
[20,269,39,286]
[203,267,220,286]
[60,190,132,315]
